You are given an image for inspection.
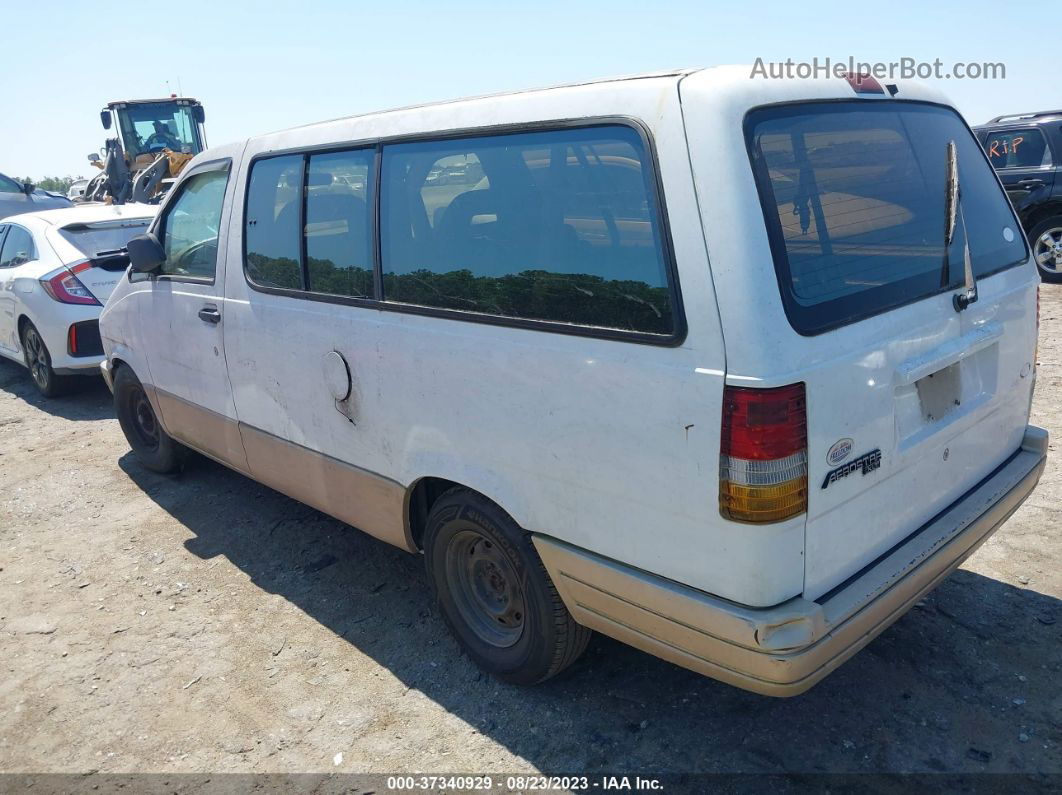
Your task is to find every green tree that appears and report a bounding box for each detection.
[18,176,82,194]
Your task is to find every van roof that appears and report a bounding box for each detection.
[278,67,700,135]
[206,65,952,166]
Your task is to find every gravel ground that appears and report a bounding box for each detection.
[0,286,1059,787]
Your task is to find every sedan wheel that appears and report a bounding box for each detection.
[20,323,65,397]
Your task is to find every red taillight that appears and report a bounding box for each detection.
[720,383,808,523]
[40,263,100,306]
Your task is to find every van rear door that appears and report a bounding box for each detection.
[682,81,1039,600]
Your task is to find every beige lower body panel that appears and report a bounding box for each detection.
[147,386,413,552]
[535,426,1048,697]
[154,388,250,473]
[237,424,413,552]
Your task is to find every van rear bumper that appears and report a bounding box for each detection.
[533,425,1048,697]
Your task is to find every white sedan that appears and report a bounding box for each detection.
[0,203,158,396]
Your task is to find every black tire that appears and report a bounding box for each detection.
[20,321,69,398]
[113,365,185,473]
[424,488,590,685]
[1029,215,1062,283]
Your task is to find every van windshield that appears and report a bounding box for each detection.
[745,101,1027,335]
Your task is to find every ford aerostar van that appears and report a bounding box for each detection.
[100,67,1047,695]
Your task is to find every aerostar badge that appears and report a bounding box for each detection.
[822,449,882,489]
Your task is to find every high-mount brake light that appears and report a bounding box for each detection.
[720,383,808,523]
[844,72,885,95]
[40,262,100,306]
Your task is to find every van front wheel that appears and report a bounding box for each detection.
[113,365,186,473]
[424,489,590,685]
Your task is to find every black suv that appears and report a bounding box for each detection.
[974,110,1062,282]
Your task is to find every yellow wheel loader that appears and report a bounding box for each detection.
[82,97,206,205]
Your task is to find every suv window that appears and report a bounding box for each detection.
[245,155,304,290]
[380,125,674,335]
[0,225,36,267]
[158,167,229,279]
[0,175,21,194]
[746,101,1028,335]
[982,128,1051,168]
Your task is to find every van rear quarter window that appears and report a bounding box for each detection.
[380,125,675,335]
[745,101,1028,335]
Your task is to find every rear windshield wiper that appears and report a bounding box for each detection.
[942,140,978,311]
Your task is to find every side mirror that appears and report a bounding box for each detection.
[100,110,112,130]
[22,181,34,196]
[193,105,205,124]
[87,152,101,162]
[127,233,165,273]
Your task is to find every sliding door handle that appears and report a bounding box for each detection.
[198,305,221,324]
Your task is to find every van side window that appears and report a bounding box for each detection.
[158,168,228,280]
[245,155,304,289]
[306,150,374,298]
[380,126,674,335]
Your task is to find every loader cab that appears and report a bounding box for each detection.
[101,98,207,161]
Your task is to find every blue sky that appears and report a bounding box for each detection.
[6,0,1057,179]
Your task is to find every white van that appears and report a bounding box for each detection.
[100,67,1047,696]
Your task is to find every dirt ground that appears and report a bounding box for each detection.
[1,288,1060,787]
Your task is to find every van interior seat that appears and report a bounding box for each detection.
[307,192,370,266]
[270,191,370,269]
[435,187,582,277]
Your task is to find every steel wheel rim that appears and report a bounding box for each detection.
[24,328,49,390]
[445,529,525,648]
[129,387,161,452]
[1034,226,1062,274]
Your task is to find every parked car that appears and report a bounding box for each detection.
[0,173,72,218]
[101,67,1047,696]
[0,204,157,396]
[974,110,1062,282]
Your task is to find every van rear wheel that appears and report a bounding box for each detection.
[113,365,186,473]
[1030,216,1062,283]
[424,488,590,685]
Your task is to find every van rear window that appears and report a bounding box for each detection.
[745,101,1028,335]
